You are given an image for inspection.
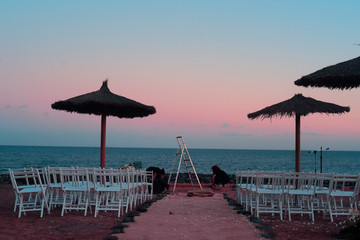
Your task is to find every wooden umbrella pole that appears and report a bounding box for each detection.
[100,114,107,169]
[295,114,301,172]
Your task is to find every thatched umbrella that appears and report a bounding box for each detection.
[248,94,350,172]
[51,80,156,168]
[294,56,360,89]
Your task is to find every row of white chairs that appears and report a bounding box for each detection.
[9,167,153,218]
[236,171,360,222]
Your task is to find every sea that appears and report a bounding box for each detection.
[1,145,360,175]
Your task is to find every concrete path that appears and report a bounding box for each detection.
[113,190,262,240]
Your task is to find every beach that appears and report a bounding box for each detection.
[0,176,349,240]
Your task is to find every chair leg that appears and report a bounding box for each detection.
[18,195,23,218]
[13,195,18,212]
[94,193,99,218]
[40,197,44,218]
[61,192,67,216]
[279,195,283,221]
[287,195,292,221]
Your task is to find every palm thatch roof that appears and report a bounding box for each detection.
[294,56,360,90]
[248,94,350,119]
[51,80,156,118]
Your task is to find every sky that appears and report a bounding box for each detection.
[1,1,360,151]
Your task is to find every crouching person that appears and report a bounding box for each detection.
[146,167,169,194]
[211,165,229,189]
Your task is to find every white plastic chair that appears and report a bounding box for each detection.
[244,171,257,213]
[9,168,36,212]
[313,173,333,214]
[236,171,249,205]
[47,166,75,209]
[284,172,317,221]
[253,172,285,220]
[126,169,141,210]
[325,174,360,222]
[92,168,126,218]
[59,168,92,216]
[9,168,50,218]
[143,170,153,201]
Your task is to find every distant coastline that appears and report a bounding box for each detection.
[1,144,359,152]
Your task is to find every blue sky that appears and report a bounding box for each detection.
[1,1,360,150]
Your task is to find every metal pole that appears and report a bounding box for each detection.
[313,150,317,173]
[320,147,329,173]
[320,147,323,173]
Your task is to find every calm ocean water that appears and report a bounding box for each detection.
[1,145,359,175]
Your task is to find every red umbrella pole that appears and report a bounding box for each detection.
[295,114,301,172]
[100,114,107,169]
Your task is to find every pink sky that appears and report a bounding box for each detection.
[1,1,360,150]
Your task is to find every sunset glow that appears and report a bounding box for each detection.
[1,1,360,150]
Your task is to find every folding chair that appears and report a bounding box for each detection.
[9,168,35,212]
[244,171,257,213]
[47,167,71,209]
[236,171,249,205]
[143,170,153,201]
[325,174,360,222]
[313,173,333,214]
[126,169,140,210]
[91,168,125,217]
[253,172,285,220]
[284,172,317,221]
[9,168,50,218]
[59,168,92,216]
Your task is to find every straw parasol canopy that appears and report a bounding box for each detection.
[51,80,156,168]
[294,56,360,89]
[248,94,350,172]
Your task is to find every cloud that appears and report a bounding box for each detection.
[302,131,322,136]
[195,123,206,127]
[4,104,28,110]
[220,123,230,128]
[219,131,253,137]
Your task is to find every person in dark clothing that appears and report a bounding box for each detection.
[146,167,164,180]
[146,166,169,194]
[211,165,229,188]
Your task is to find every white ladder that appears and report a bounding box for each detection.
[168,136,202,191]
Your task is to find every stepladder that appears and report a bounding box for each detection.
[168,136,202,192]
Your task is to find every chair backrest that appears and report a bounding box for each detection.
[255,171,284,192]
[145,170,153,185]
[9,168,46,194]
[315,173,333,189]
[10,168,39,187]
[354,175,360,198]
[284,172,317,193]
[329,174,359,194]
[92,168,122,189]
[59,168,90,190]
[245,171,257,190]
[36,167,49,186]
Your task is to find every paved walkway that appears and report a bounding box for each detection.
[113,189,262,240]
